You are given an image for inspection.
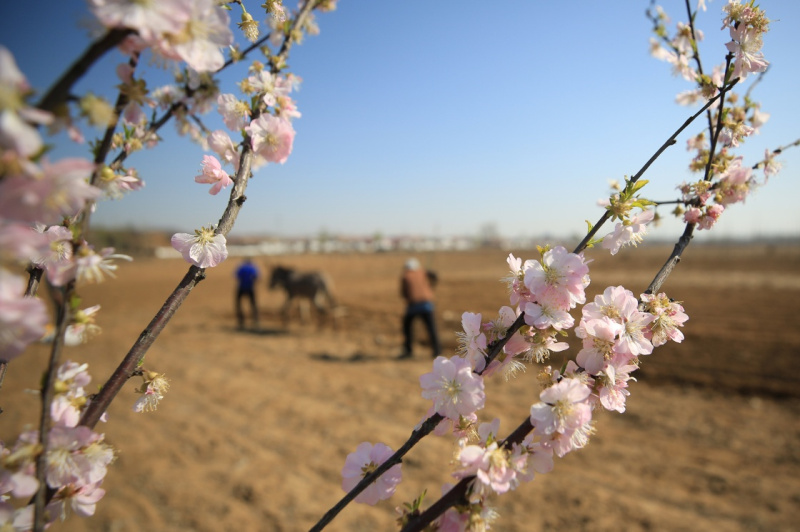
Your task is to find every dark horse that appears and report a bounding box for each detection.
[268,266,340,325]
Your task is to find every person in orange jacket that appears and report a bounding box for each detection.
[398,258,440,359]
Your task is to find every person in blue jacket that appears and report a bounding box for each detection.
[235,258,260,329]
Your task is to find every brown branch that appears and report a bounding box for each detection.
[32,282,74,531]
[392,71,748,532]
[37,29,132,113]
[78,265,206,427]
[78,0,318,432]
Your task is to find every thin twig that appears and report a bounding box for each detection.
[32,282,74,531]
[78,0,319,431]
[37,29,132,113]
[392,49,745,532]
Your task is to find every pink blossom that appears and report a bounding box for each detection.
[575,316,623,375]
[65,480,106,517]
[208,129,241,169]
[340,442,402,505]
[0,440,39,498]
[0,222,50,264]
[762,148,781,178]
[523,246,590,309]
[171,227,228,268]
[246,114,295,164]
[716,158,753,206]
[0,109,44,157]
[641,292,689,347]
[582,285,638,324]
[530,378,592,436]
[512,434,554,484]
[617,309,655,358]
[217,93,250,131]
[97,167,145,200]
[0,270,48,361]
[453,441,516,497]
[156,0,233,72]
[686,204,724,230]
[0,45,29,92]
[543,418,594,457]
[518,331,567,364]
[683,206,703,225]
[504,253,530,306]
[49,245,132,286]
[45,426,95,488]
[522,298,574,331]
[601,209,654,255]
[194,155,233,195]
[596,361,638,413]
[420,356,485,420]
[750,109,770,132]
[455,312,487,371]
[424,406,478,438]
[88,0,185,41]
[726,24,769,80]
[0,158,99,225]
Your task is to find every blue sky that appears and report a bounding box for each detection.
[1,1,798,241]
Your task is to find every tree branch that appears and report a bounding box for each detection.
[37,29,132,114]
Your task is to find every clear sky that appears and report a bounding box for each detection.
[2,1,799,242]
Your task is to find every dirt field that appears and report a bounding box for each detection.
[3,243,800,531]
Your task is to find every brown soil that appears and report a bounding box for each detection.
[3,244,800,531]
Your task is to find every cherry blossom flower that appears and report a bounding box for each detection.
[716,157,753,206]
[158,0,233,72]
[340,442,402,505]
[522,330,569,364]
[133,371,170,413]
[617,308,655,358]
[454,440,516,498]
[57,480,106,517]
[48,245,132,286]
[750,109,770,132]
[0,159,100,225]
[96,166,145,200]
[217,93,250,131]
[88,0,184,42]
[601,209,655,255]
[523,246,590,310]
[0,222,50,264]
[530,378,592,437]
[596,361,638,413]
[641,292,689,347]
[45,426,95,488]
[171,226,228,268]
[522,291,575,331]
[575,316,623,375]
[246,114,296,164]
[208,129,241,170]
[455,312,487,371]
[0,439,39,498]
[420,356,485,421]
[0,109,45,158]
[194,155,233,195]
[761,148,782,178]
[726,24,769,80]
[512,434,554,484]
[0,270,48,361]
[504,253,532,306]
[65,305,103,346]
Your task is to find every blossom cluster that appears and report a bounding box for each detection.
[647,1,781,232]
[344,242,689,528]
[1,2,330,528]
[0,48,136,362]
[1,362,114,528]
